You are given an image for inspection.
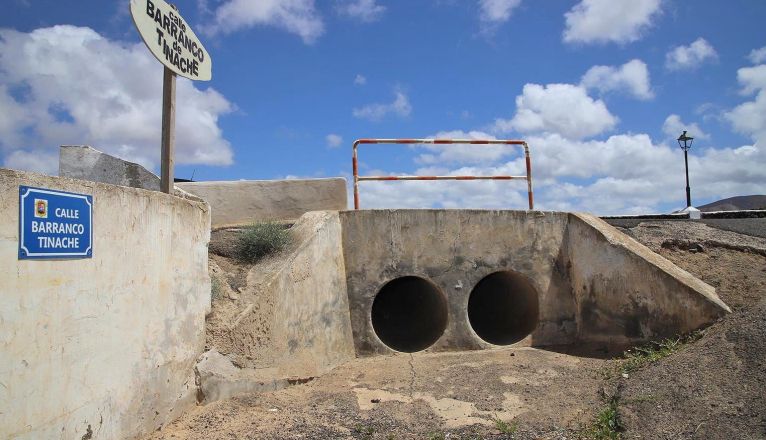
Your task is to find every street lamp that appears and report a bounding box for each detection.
[677,130,694,208]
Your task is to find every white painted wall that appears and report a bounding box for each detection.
[0,168,211,440]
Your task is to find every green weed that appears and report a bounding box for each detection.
[235,222,291,263]
[621,331,702,374]
[493,417,518,435]
[581,397,623,440]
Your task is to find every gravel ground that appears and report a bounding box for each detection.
[605,218,766,239]
[149,348,607,439]
[620,300,766,440]
[615,220,766,439]
[148,219,765,440]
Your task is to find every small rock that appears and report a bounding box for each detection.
[371,398,381,404]
[689,243,705,253]
[622,373,629,379]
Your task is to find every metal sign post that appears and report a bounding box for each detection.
[160,67,176,193]
[130,0,212,194]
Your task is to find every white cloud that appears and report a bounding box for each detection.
[665,38,718,71]
[493,83,617,140]
[748,46,766,64]
[563,0,662,44]
[734,64,766,96]
[0,26,233,174]
[414,130,512,165]
[356,64,766,214]
[357,130,766,214]
[726,65,766,145]
[354,74,367,85]
[336,0,386,22]
[4,150,58,176]
[662,115,710,141]
[352,90,412,121]
[580,59,653,100]
[479,0,522,23]
[326,133,343,148]
[206,0,324,43]
[358,177,529,210]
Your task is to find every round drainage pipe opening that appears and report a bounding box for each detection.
[371,276,448,353]
[467,271,539,345]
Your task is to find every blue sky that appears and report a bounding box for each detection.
[1,0,765,214]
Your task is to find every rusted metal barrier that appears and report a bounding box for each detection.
[352,138,534,210]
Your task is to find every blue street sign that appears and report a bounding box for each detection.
[18,186,93,260]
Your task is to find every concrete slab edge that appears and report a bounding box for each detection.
[570,212,731,314]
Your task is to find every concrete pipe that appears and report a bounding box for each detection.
[371,276,448,353]
[467,271,539,345]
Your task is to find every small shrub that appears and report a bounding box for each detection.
[621,331,702,374]
[494,417,518,435]
[581,397,623,440]
[235,222,291,263]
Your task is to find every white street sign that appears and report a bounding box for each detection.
[130,0,212,81]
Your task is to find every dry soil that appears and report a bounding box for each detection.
[149,220,766,440]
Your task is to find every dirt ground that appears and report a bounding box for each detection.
[149,220,766,440]
[206,225,304,370]
[616,222,766,440]
[151,348,609,439]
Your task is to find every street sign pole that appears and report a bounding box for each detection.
[130,0,212,194]
[160,66,176,194]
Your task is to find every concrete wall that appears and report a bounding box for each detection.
[567,213,730,345]
[177,180,348,227]
[59,145,348,227]
[340,210,577,356]
[60,145,161,191]
[269,211,356,377]
[216,211,355,379]
[339,209,730,356]
[0,169,211,440]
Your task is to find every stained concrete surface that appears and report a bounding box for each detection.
[340,210,729,356]
[567,213,729,346]
[341,210,574,355]
[0,168,211,440]
[205,212,355,386]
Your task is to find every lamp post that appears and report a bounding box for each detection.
[677,130,694,208]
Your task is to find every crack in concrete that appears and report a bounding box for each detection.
[408,354,416,398]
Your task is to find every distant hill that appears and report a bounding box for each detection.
[698,195,766,212]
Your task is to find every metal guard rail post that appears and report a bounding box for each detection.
[352,138,534,210]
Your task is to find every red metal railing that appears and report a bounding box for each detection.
[352,138,534,210]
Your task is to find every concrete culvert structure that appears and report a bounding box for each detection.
[371,276,449,353]
[468,271,540,345]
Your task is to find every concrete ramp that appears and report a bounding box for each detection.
[339,210,729,356]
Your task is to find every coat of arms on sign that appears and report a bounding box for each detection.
[34,199,47,218]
